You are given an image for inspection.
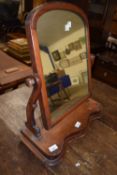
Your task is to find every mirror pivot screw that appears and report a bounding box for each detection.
[25,78,35,87]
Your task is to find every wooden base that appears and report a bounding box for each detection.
[21,98,101,166]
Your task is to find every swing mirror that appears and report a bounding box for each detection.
[21,2,101,165]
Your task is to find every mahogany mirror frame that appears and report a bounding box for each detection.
[21,2,101,166]
[25,2,92,129]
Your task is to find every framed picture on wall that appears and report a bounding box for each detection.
[80,52,87,60]
[51,50,61,61]
[79,36,86,44]
[60,51,66,59]
[81,71,88,84]
[73,40,82,50]
[70,76,80,85]
[59,59,70,68]
[68,42,74,51]
[65,47,70,55]
[69,56,82,66]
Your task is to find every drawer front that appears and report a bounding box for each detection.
[96,59,117,72]
[93,66,117,87]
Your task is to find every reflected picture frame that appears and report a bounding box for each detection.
[68,42,74,51]
[73,40,82,50]
[80,52,87,60]
[60,51,66,59]
[52,50,61,61]
[79,36,86,44]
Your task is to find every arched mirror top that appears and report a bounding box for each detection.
[26,2,89,29]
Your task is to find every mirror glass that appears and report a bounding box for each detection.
[36,10,89,122]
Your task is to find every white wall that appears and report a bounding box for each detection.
[48,28,88,85]
[40,50,54,75]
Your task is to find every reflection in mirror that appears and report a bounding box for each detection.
[37,10,89,122]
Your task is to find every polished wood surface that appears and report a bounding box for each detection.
[0,79,116,174]
[22,98,101,163]
[92,50,117,88]
[22,2,102,164]
[0,50,32,92]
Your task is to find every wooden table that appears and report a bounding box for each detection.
[0,50,32,93]
[0,79,116,175]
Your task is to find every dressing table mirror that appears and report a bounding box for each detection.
[21,2,101,166]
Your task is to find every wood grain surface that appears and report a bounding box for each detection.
[0,79,116,175]
[0,50,32,89]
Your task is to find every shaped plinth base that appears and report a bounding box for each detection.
[21,98,102,166]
